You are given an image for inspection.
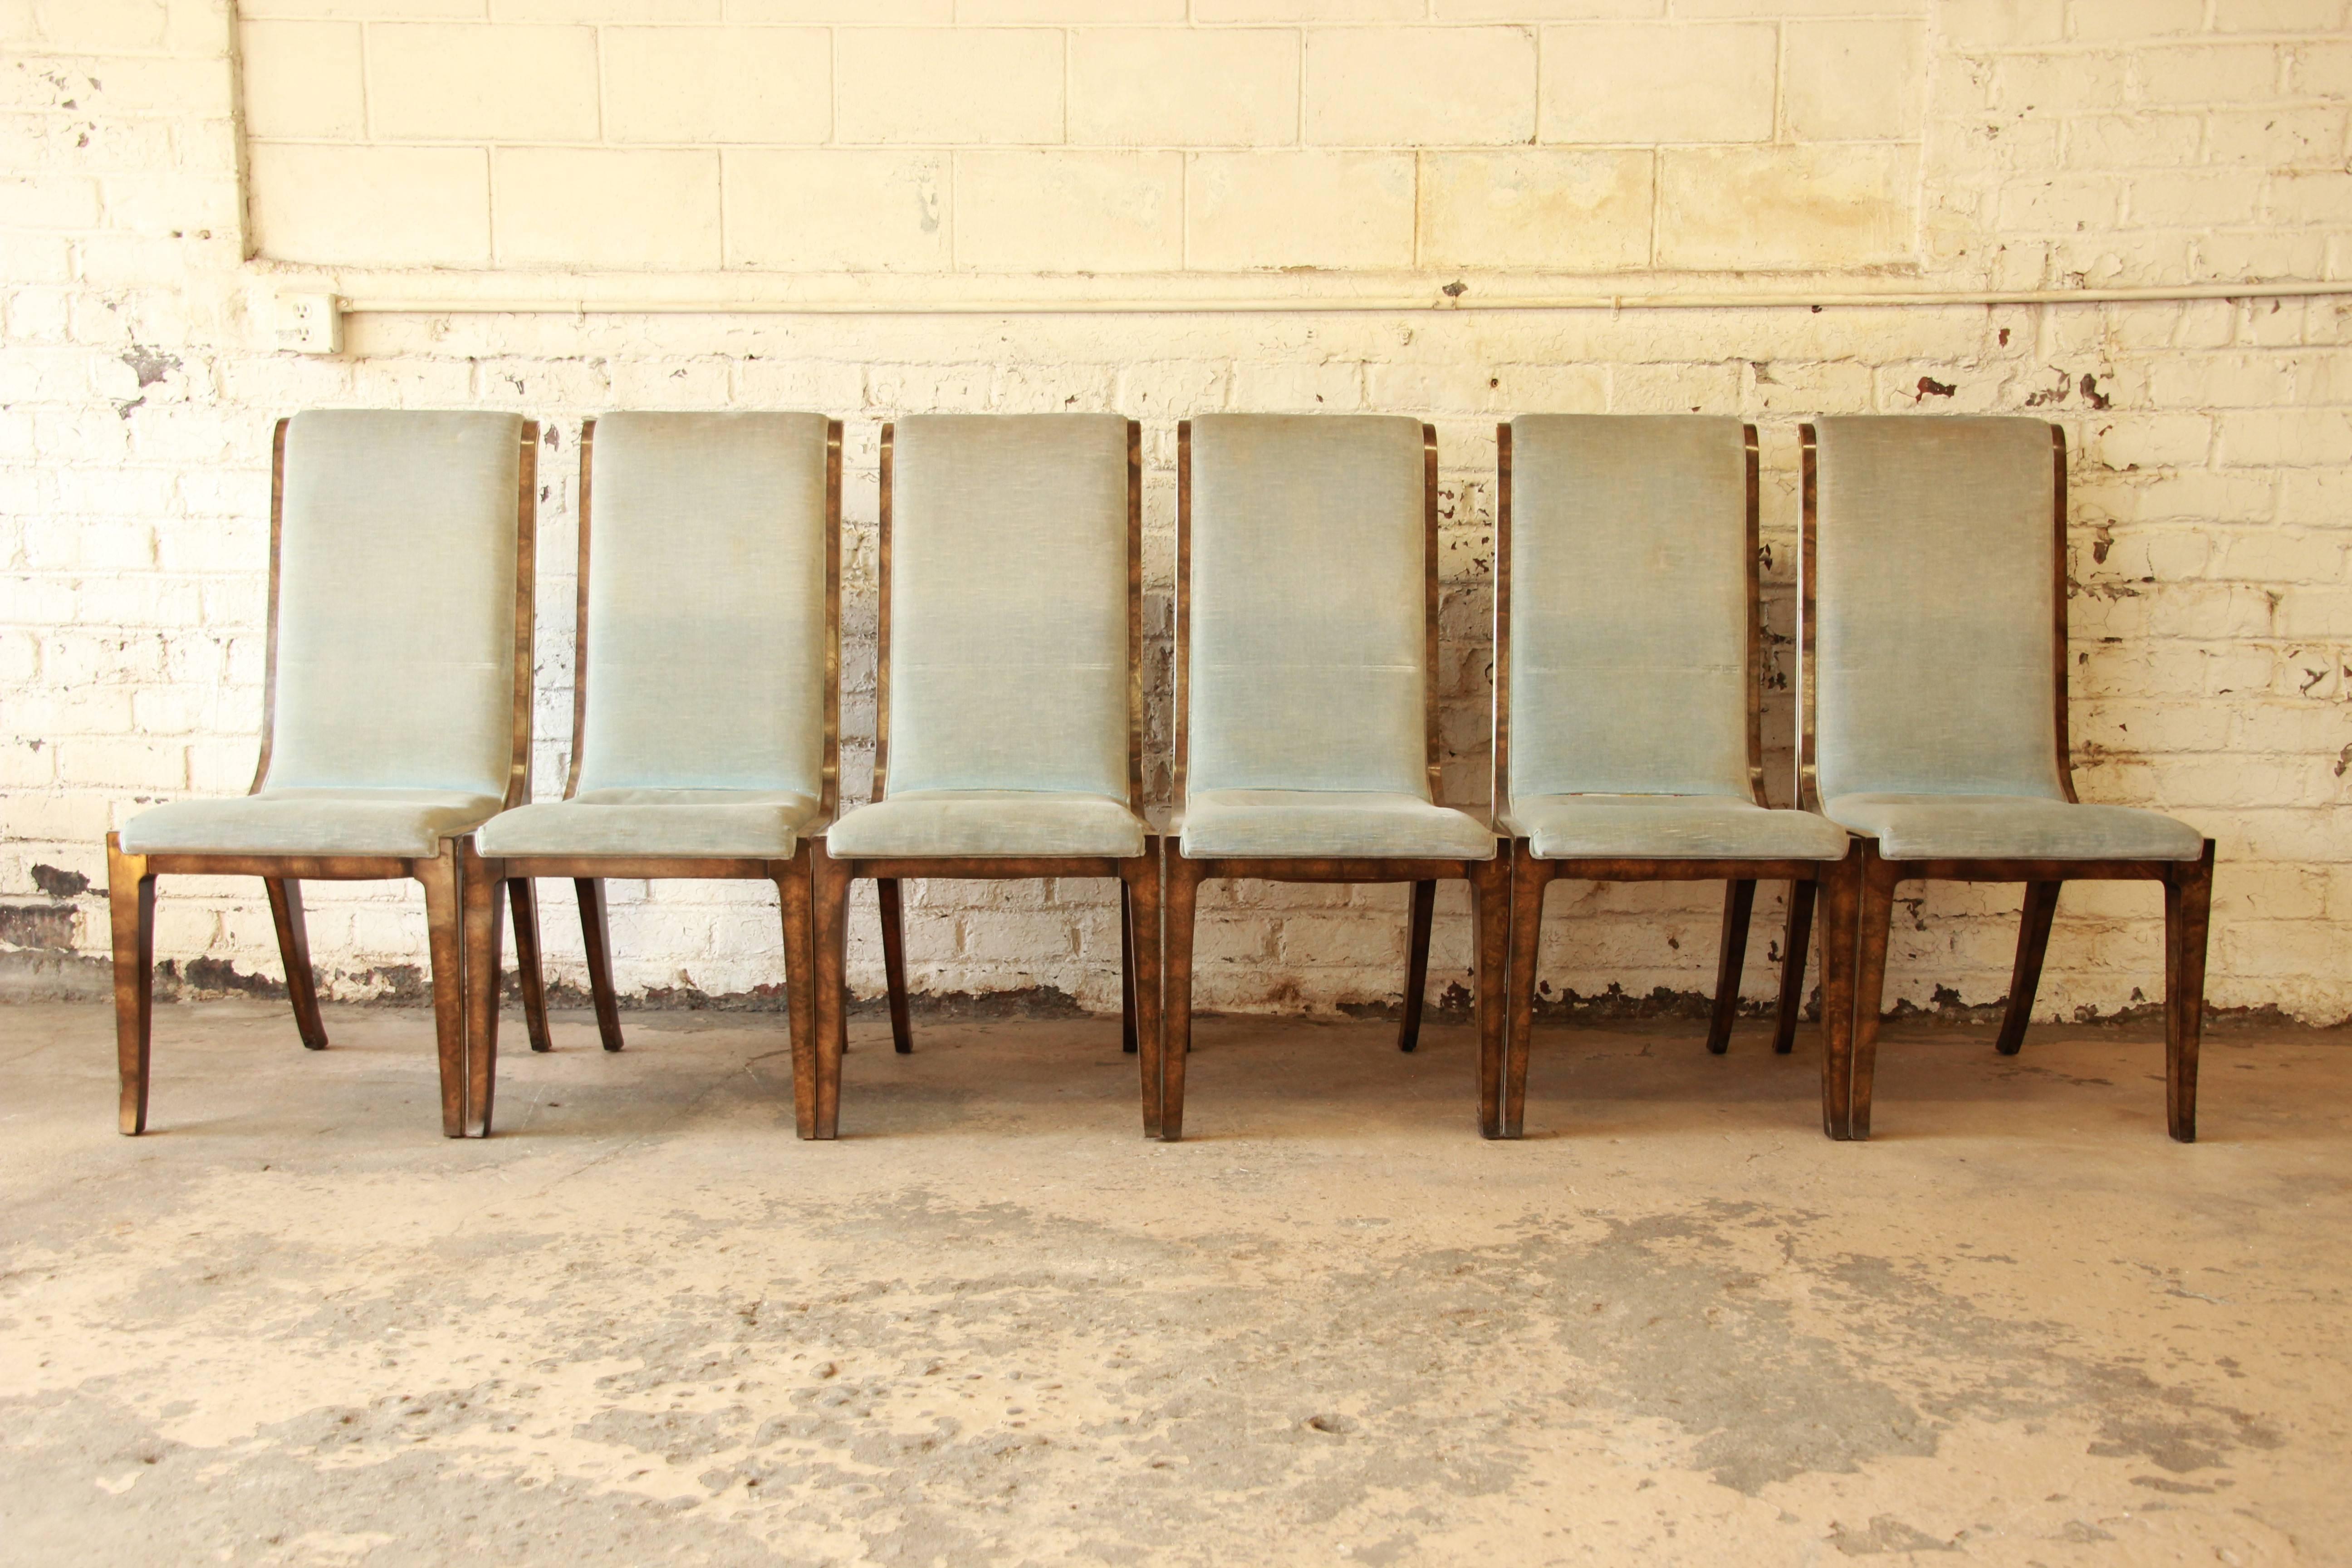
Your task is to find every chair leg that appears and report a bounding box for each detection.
[509,878,554,1054]
[808,842,852,1140]
[1842,843,1901,1142]
[108,835,155,1137]
[461,843,505,1138]
[1120,886,1138,1056]
[2164,842,2215,1143]
[1705,879,1757,1056]
[774,849,818,1142]
[1997,880,2063,1057]
[1396,879,1437,1053]
[1771,877,1817,1056]
[265,877,328,1051]
[575,877,624,1052]
[1814,846,1863,1141]
[417,841,469,1140]
[877,877,913,1054]
[1470,855,1511,1140]
[1159,855,1200,1142]
[1122,844,1164,1137]
[1504,850,1548,1140]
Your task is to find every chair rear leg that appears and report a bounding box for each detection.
[461,843,505,1138]
[509,877,554,1054]
[418,842,469,1139]
[1771,878,1817,1056]
[877,878,913,1054]
[2164,843,2215,1143]
[1814,846,1863,1140]
[1842,845,1900,1142]
[1159,856,1200,1142]
[265,877,329,1050]
[1705,879,1757,1056]
[774,850,818,1141]
[1996,881,2062,1057]
[1397,879,1437,1052]
[108,835,155,1136]
[1470,857,1511,1139]
[1120,887,1138,1055]
[808,844,853,1139]
[1123,847,1163,1137]
[1504,852,1548,1140]
[575,877,625,1052]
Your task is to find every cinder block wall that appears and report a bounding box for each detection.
[2,0,2348,1025]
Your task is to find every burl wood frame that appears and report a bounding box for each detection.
[1798,422,2216,1142]
[1161,421,1512,1141]
[1494,423,1862,1141]
[805,421,1161,1141]
[476,419,844,1138]
[107,417,542,1139]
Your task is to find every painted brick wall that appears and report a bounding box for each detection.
[3,0,2350,1027]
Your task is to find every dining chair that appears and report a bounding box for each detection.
[1161,415,1509,1140]
[809,415,1160,1140]
[1495,416,1858,1139]
[1802,416,2215,1141]
[107,410,539,1138]
[475,413,840,1136]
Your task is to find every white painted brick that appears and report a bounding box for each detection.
[1539,23,1775,144]
[1656,146,1916,271]
[724,0,944,16]
[1068,28,1298,148]
[493,148,720,271]
[601,27,829,145]
[1417,149,1652,272]
[1194,0,1422,17]
[495,0,717,17]
[2135,44,2283,105]
[2072,0,2205,39]
[723,150,949,272]
[246,143,489,266]
[1782,21,1925,142]
[32,0,167,49]
[834,28,1063,147]
[1305,27,1537,147]
[954,152,1182,273]
[957,0,1182,17]
[366,24,598,142]
[1186,152,1415,270]
[236,21,364,140]
[240,0,484,15]
[1938,0,2062,47]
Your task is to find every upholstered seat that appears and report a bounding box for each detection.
[1180,789,1494,860]
[478,789,820,861]
[1504,794,1849,862]
[1826,794,2204,862]
[826,789,1144,859]
[122,788,505,858]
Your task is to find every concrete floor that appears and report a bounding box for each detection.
[0,1003,2347,1567]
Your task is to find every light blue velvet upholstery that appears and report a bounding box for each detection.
[1180,416,1491,861]
[1179,790,1495,861]
[1813,417,2201,862]
[824,415,1146,860]
[1504,794,1848,862]
[1826,794,2205,862]
[121,411,524,858]
[475,412,833,862]
[1502,416,1844,864]
[826,790,1144,859]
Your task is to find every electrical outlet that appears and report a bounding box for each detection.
[273,293,343,355]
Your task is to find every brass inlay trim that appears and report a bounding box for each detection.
[872,422,895,804]
[1125,419,1146,817]
[1743,423,1768,808]
[1421,422,1444,807]
[1797,423,1822,814]
[1490,421,1512,827]
[1173,420,1192,818]
[563,418,595,801]
[2051,423,2079,804]
[249,417,289,796]
[508,421,539,809]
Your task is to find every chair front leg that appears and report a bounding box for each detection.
[575,877,624,1052]
[461,842,505,1138]
[1841,843,1901,1142]
[1813,846,1863,1141]
[509,878,554,1054]
[1997,880,2063,1058]
[1705,879,1757,1056]
[108,834,156,1136]
[416,840,469,1139]
[1771,877,1817,1056]
[1121,844,1164,1137]
[265,877,328,1050]
[774,848,818,1141]
[1469,855,1511,1139]
[876,877,913,1054]
[807,842,853,1140]
[1397,879,1437,1053]
[1504,849,1548,1140]
[1158,855,1201,1142]
[2164,842,2215,1143]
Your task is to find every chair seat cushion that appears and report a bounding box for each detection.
[1178,790,1496,861]
[825,790,1146,860]
[476,789,820,861]
[120,788,505,858]
[1827,793,2205,862]
[1504,794,1849,862]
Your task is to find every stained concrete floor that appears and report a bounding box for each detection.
[1,1002,2348,1566]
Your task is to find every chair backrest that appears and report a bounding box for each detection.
[877,414,1139,805]
[570,412,839,813]
[1180,415,1436,801]
[259,410,534,803]
[1499,416,1759,811]
[1803,416,2071,806]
